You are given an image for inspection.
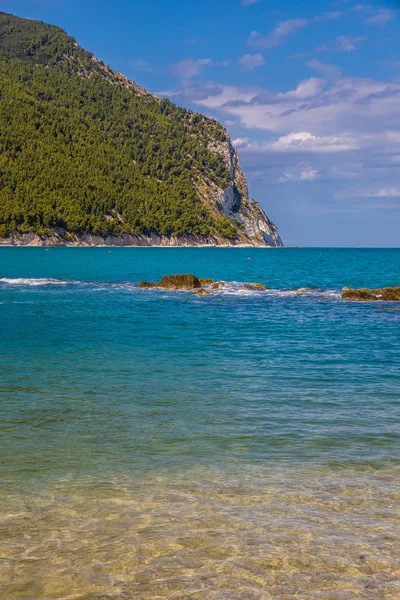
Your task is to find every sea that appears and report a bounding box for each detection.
[0,247,399,599]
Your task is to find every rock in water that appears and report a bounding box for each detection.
[159,275,201,290]
[342,289,377,301]
[342,286,400,301]
[241,283,268,291]
[196,289,211,296]
[139,274,201,290]
[375,286,400,301]
[139,281,159,288]
[199,278,215,285]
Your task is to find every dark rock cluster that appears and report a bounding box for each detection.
[139,274,202,290]
[139,274,269,293]
[342,286,400,301]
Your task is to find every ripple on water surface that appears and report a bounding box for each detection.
[0,466,399,599]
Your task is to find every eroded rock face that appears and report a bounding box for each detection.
[139,274,202,290]
[342,286,400,301]
[208,138,283,247]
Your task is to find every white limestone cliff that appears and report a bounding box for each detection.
[207,138,283,247]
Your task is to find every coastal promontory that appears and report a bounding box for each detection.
[0,12,282,247]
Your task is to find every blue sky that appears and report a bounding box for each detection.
[2,0,400,246]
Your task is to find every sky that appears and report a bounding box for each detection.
[2,0,400,246]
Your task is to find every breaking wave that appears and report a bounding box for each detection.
[202,282,342,298]
[0,277,72,286]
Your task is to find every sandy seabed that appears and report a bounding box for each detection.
[1,466,399,600]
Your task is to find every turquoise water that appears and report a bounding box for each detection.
[0,248,399,599]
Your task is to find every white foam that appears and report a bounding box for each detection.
[0,277,70,286]
[206,283,342,299]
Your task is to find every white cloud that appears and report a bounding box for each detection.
[248,19,307,49]
[339,187,400,198]
[236,131,400,156]
[325,11,342,20]
[170,59,230,79]
[329,163,362,179]
[241,0,261,4]
[131,59,154,73]
[171,59,213,78]
[232,138,249,148]
[240,132,359,153]
[351,5,366,12]
[276,77,324,100]
[299,166,320,181]
[193,83,259,109]
[238,53,265,71]
[313,11,342,23]
[288,52,308,60]
[365,9,396,26]
[367,188,400,198]
[189,76,400,141]
[307,59,341,79]
[279,162,320,183]
[279,173,294,183]
[317,35,366,53]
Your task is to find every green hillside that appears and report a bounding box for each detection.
[0,12,242,240]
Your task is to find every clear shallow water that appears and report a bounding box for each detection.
[0,248,399,599]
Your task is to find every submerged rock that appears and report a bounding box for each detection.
[199,278,215,285]
[342,286,400,301]
[196,289,211,296]
[139,274,202,290]
[241,283,268,291]
[211,281,226,289]
[139,281,159,288]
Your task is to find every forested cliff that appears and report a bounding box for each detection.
[0,12,282,246]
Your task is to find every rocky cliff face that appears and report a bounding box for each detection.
[207,139,283,247]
